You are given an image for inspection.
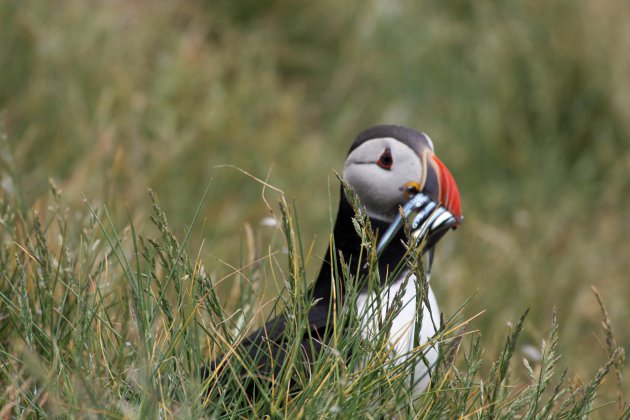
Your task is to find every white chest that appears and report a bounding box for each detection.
[356,271,440,394]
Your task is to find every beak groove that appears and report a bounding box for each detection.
[431,154,462,224]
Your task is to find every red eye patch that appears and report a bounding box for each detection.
[377,147,393,170]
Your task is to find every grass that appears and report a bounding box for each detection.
[0,180,625,417]
[1,0,629,417]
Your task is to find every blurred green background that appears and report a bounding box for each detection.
[2,0,628,402]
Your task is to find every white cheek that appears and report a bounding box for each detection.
[343,140,422,221]
[343,165,400,221]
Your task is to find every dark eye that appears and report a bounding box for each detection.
[377,147,393,170]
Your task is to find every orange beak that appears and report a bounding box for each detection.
[431,154,463,224]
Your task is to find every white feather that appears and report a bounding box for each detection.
[356,270,440,395]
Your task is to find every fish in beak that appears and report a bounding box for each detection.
[376,153,462,271]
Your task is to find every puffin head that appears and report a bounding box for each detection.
[343,125,462,225]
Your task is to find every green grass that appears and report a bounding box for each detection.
[0,181,625,417]
[1,0,629,417]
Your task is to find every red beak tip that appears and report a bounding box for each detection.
[431,154,462,223]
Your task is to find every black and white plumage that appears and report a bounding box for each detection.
[208,125,462,398]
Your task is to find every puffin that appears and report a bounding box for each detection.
[207,125,462,400]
